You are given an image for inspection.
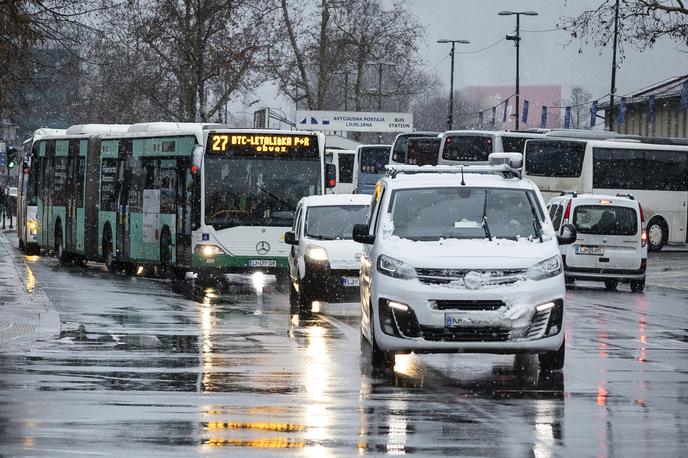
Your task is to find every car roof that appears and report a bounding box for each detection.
[382,171,537,191]
[300,193,371,207]
[548,193,639,208]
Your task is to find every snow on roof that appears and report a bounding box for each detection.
[301,193,371,207]
[127,122,215,133]
[442,130,544,138]
[384,169,533,191]
[65,124,131,135]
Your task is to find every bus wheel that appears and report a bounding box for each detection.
[647,218,667,252]
[159,229,172,279]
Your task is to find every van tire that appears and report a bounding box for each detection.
[647,217,667,252]
[539,337,565,371]
[630,280,645,293]
[604,279,618,291]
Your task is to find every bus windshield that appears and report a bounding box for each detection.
[525,141,586,177]
[442,135,492,162]
[204,156,321,228]
[360,147,390,174]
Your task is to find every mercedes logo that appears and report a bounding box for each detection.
[463,271,483,290]
[256,241,270,255]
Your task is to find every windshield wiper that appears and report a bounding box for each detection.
[256,184,296,211]
[482,190,493,241]
[532,217,544,243]
[308,234,338,240]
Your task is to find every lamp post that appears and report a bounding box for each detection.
[437,39,470,130]
[608,0,620,130]
[366,61,397,110]
[498,10,538,130]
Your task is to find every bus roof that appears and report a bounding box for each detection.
[65,124,131,135]
[442,130,544,138]
[127,122,221,133]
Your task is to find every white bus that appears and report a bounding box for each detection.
[389,132,440,166]
[437,130,544,165]
[325,148,356,194]
[524,138,688,251]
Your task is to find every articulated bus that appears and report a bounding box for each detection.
[23,123,332,279]
[524,138,688,251]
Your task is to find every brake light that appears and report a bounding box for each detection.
[191,164,199,174]
[328,178,336,188]
[641,229,648,247]
[563,199,572,223]
[639,204,645,223]
[599,199,612,205]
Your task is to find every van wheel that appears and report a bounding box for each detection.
[647,218,667,252]
[630,280,645,293]
[604,280,618,291]
[539,337,565,371]
[368,302,395,369]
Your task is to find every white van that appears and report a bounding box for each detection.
[325,149,356,194]
[438,130,543,165]
[546,193,647,292]
[353,154,577,371]
[285,194,371,316]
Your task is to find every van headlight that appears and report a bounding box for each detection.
[377,254,417,280]
[305,244,328,262]
[194,244,226,257]
[527,255,563,281]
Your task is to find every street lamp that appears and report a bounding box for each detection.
[366,61,397,110]
[498,10,538,130]
[437,39,470,130]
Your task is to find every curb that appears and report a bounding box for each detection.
[0,232,60,346]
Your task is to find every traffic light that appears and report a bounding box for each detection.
[5,147,17,169]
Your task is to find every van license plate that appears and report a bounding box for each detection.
[445,314,462,328]
[576,245,604,256]
[248,259,277,267]
[341,276,360,287]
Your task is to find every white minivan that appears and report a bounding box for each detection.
[285,194,371,316]
[353,154,577,371]
[546,193,647,292]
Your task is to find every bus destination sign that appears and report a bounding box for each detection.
[209,133,316,155]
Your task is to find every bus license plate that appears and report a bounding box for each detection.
[248,259,277,268]
[445,314,462,328]
[341,276,360,287]
[576,245,604,256]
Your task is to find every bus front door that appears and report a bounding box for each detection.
[116,140,133,263]
[175,160,193,267]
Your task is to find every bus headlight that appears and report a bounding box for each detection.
[194,244,226,257]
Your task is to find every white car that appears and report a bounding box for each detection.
[285,194,371,315]
[547,193,647,292]
[352,154,577,371]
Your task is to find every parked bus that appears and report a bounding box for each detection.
[355,144,391,194]
[325,148,356,194]
[389,132,440,166]
[406,136,441,166]
[524,137,688,251]
[437,130,543,165]
[29,123,333,278]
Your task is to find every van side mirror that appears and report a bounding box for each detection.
[325,163,337,189]
[353,223,375,244]
[284,231,297,245]
[557,223,577,245]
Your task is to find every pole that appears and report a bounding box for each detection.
[447,42,456,130]
[609,0,620,131]
[515,13,521,130]
[377,63,383,111]
[344,71,349,111]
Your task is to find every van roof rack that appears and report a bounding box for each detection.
[384,164,521,179]
[616,193,634,200]
[560,191,578,197]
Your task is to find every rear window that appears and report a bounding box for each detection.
[442,135,493,162]
[360,147,389,173]
[525,141,586,177]
[572,205,638,236]
[407,138,441,166]
[501,136,529,153]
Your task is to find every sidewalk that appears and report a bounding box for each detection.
[0,230,60,347]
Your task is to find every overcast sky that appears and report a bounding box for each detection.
[236,0,687,123]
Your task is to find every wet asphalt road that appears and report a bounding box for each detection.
[1,247,688,456]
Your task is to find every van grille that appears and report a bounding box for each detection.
[433,300,505,311]
[421,326,511,342]
[416,268,527,286]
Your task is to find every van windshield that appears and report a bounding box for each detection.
[573,205,638,236]
[388,187,542,241]
[306,205,369,240]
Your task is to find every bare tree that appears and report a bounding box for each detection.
[565,86,593,129]
[412,88,491,132]
[559,1,688,55]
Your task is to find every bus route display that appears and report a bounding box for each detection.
[207,133,318,156]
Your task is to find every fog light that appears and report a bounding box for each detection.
[536,301,555,312]
[251,271,265,290]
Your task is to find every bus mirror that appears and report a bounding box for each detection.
[191,144,203,174]
[325,163,337,189]
[557,223,577,245]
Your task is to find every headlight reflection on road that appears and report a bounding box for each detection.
[199,290,216,391]
[533,399,557,458]
[385,400,408,456]
[303,325,334,456]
